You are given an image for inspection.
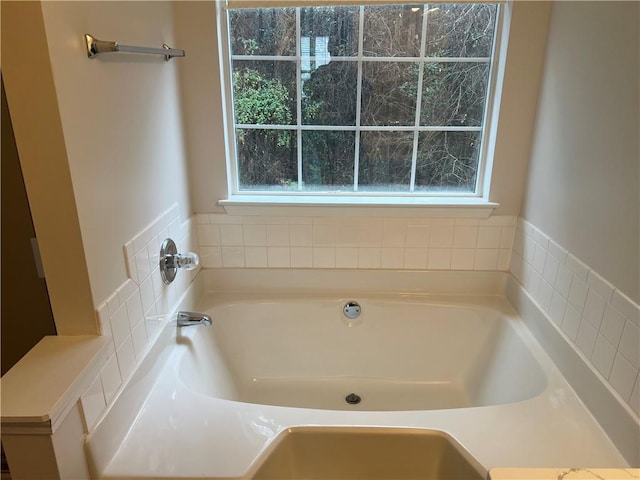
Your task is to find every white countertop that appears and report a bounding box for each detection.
[1,335,111,431]
[490,468,639,479]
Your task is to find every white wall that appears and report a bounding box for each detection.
[174,1,229,215]
[175,1,551,216]
[2,1,96,334]
[521,1,639,303]
[487,1,550,215]
[38,1,192,306]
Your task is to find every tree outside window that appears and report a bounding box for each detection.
[228,3,498,194]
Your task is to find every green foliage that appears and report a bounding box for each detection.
[233,68,292,147]
[241,38,259,55]
[229,4,496,192]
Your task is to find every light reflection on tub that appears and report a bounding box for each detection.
[178,299,547,411]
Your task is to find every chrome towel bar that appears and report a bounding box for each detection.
[84,34,185,61]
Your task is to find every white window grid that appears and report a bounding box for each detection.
[223,4,502,197]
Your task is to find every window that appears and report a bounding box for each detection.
[222,3,501,199]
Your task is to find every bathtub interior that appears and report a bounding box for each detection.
[177,298,547,411]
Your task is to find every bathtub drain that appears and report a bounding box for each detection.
[345,393,361,405]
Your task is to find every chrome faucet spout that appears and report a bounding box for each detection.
[177,311,212,327]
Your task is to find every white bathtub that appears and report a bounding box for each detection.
[179,299,547,411]
[89,270,629,479]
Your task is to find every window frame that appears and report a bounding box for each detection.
[217,1,506,215]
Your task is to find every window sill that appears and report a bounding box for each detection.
[218,195,499,218]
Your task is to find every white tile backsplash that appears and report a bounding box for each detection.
[131,321,149,361]
[542,254,559,285]
[532,243,547,273]
[221,246,245,267]
[566,253,590,282]
[139,277,155,314]
[267,247,290,267]
[313,247,335,268]
[116,337,136,380]
[582,290,606,330]
[562,305,582,341]
[199,246,222,268]
[453,225,478,249]
[587,270,615,302]
[451,249,476,270]
[290,225,312,246]
[220,224,244,246]
[619,321,640,369]
[335,225,360,247]
[600,304,626,347]
[242,224,267,246]
[576,321,598,358]
[100,354,122,405]
[547,239,568,263]
[312,224,334,247]
[197,224,220,246]
[549,290,567,325]
[454,218,478,226]
[609,353,637,401]
[110,304,130,349]
[554,264,573,298]
[291,247,313,268]
[381,248,405,269]
[404,248,428,270]
[244,246,268,268]
[358,223,383,247]
[429,225,455,248]
[406,225,429,247]
[382,219,407,247]
[134,251,151,282]
[80,204,198,434]
[496,249,512,271]
[267,224,291,246]
[196,214,518,272]
[125,291,144,331]
[537,280,554,313]
[630,373,640,416]
[567,277,588,313]
[511,218,640,416]
[358,247,382,269]
[592,335,617,377]
[532,228,550,249]
[428,248,452,270]
[612,290,640,327]
[335,247,358,269]
[80,376,106,433]
[499,226,515,249]
[474,248,499,271]
[477,226,502,249]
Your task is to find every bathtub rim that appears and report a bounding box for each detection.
[85,269,636,478]
[200,268,509,297]
[92,307,628,479]
[202,267,640,464]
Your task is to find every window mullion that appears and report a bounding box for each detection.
[230,55,491,63]
[353,5,365,192]
[296,8,303,191]
[410,4,430,192]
